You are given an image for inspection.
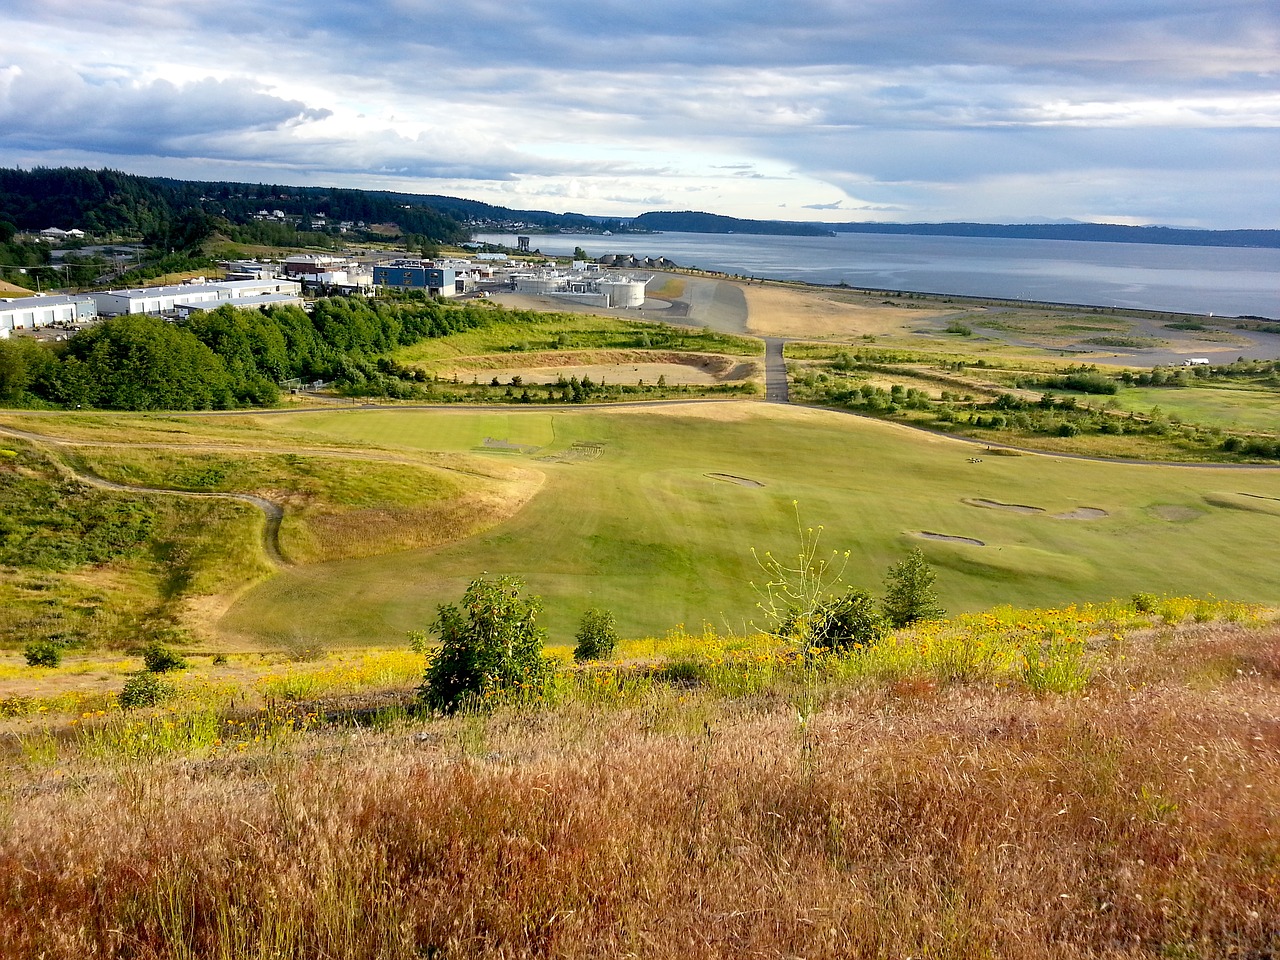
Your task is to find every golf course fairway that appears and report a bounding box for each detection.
[214,401,1280,647]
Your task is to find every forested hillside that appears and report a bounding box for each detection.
[0,168,471,247]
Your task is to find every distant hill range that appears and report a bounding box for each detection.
[1,167,1275,251]
[823,220,1280,248]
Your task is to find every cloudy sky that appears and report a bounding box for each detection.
[1,0,1277,227]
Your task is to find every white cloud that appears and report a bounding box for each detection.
[0,0,1277,226]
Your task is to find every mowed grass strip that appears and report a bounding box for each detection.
[1115,383,1280,434]
[217,403,1280,649]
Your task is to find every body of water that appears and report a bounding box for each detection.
[474,230,1280,319]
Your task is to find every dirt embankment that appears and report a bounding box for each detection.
[429,350,760,385]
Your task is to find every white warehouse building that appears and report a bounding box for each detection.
[90,279,302,317]
[0,294,96,340]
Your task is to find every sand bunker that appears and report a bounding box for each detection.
[1054,507,1109,520]
[964,498,1108,521]
[706,473,765,488]
[965,498,1044,515]
[916,531,985,546]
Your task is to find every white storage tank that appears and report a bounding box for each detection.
[599,276,647,308]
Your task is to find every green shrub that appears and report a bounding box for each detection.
[24,641,63,668]
[573,607,620,662]
[142,643,188,673]
[1132,592,1159,613]
[811,590,888,653]
[882,549,945,628]
[119,672,174,709]
[418,576,555,713]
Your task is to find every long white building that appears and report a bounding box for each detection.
[89,279,302,317]
[0,294,96,339]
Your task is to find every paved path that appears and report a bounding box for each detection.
[762,338,789,403]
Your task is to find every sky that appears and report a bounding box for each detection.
[1,0,1277,228]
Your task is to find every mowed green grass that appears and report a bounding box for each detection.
[1115,383,1280,433]
[217,403,1280,648]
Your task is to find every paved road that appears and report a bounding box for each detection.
[762,337,789,403]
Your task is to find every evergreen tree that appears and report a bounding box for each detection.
[881,549,945,627]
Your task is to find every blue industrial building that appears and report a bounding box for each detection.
[373,260,458,295]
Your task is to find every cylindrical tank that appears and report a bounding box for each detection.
[599,277,647,308]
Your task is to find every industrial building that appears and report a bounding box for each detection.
[89,279,302,317]
[0,294,96,339]
[373,259,459,296]
[174,292,304,316]
[510,270,650,308]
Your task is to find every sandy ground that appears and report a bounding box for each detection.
[437,350,759,386]
[743,283,953,339]
[465,362,723,386]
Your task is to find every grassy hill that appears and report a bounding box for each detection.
[4,401,1279,654]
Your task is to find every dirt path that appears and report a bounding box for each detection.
[1,424,291,567]
[88,470,289,567]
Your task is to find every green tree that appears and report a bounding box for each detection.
[573,607,620,662]
[418,576,555,713]
[881,548,945,627]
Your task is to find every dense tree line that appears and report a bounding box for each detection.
[0,297,519,411]
[0,167,471,246]
[0,218,51,283]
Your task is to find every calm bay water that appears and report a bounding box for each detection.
[474,230,1280,319]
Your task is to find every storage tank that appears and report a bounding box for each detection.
[598,276,647,308]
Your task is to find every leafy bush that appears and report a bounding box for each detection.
[1132,592,1159,613]
[119,672,174,709]
[573,608,620,662]
[882,549,945,628]
[24,640,63,668]
[811,590,888,653]
[418,577,555,713]
[142,643,188,673]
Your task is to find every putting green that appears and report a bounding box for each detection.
[218,402,1280,647]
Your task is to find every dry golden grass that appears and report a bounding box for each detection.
[3,620,1277,958]
[744,283,953,339]
[280,470,545,565]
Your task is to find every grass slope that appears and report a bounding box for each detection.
[3,607,1278,959]
[217,403,1280,647]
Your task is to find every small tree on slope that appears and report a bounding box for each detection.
[882,548,945,628]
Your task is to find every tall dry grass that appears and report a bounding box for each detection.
[1,623,1277,958]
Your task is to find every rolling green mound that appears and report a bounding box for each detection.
[216,403,1280,647]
